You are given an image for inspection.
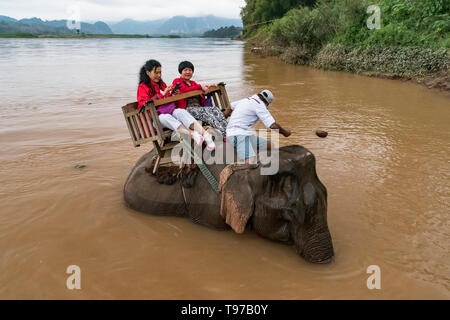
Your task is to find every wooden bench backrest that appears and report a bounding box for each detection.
[122,83,230,148]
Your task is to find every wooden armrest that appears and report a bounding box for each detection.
[151,85,221,107]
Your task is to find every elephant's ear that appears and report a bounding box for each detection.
[219,164,258,234]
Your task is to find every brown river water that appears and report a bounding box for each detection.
[0,38,449,299]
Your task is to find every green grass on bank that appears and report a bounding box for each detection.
[0,32,37,38]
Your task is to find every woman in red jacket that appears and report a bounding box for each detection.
[172,61,229,139]
[137,59,215,150]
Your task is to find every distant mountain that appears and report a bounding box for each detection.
[34,19,112,34]
[109,18,168,35]
[203,26,243,38]
[0,15,17,22]
[0,14,242,36]
[0,15,112,34]
[109,15,243,35]
[0,19,71,34]
[89,21,112,34]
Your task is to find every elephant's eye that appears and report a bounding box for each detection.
[282,174,293,194]
[303,182,316,208]
[282,174,299,205]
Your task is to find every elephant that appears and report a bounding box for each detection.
[123,144,334,264]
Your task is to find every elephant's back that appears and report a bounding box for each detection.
[123,149,187,216]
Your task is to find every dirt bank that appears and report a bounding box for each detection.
[249,42,449,92]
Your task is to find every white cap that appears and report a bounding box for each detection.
[260,89,274,104]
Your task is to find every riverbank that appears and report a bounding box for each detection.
[0,32,181,38]
[248,41,449,91]
[241,0,449,92]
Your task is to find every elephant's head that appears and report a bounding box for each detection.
[220,145,334,264]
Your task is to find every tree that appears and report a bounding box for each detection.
[241,0,316,33]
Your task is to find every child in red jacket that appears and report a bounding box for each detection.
[137,59,215,150]
[172,61,229,139]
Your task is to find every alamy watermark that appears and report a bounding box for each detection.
[66,265,81,290]
[168,128,280,175]
[66,2,81,32]
[367,5,381,30]
[366,265,381,290]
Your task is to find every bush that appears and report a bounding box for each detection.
[242,0,449,82]
[241,0,317,35]
[203,26,243,38]
[336,0,450,48]
[269,6,332,50]
[244,0,449,49]
[313,43,449,76]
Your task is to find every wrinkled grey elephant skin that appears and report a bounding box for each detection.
[123,145,334,264]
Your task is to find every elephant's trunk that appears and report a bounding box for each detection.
[295,223,334,264]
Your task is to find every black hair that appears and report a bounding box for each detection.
[178,60,194,74]
[139,59,166,95]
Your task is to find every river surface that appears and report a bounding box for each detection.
[0,38,448,299]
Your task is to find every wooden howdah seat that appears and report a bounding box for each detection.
[122,83,231,174]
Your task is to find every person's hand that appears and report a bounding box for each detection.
[172,82,181,95]
[208,84,217,92]
[163,84,173,96]
[202,85,209,94]
[223,106,232,118]
[283,129,291,137]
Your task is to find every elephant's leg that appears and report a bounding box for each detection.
[179,162,229,230]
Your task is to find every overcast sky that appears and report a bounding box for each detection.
[0,0,246,22]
